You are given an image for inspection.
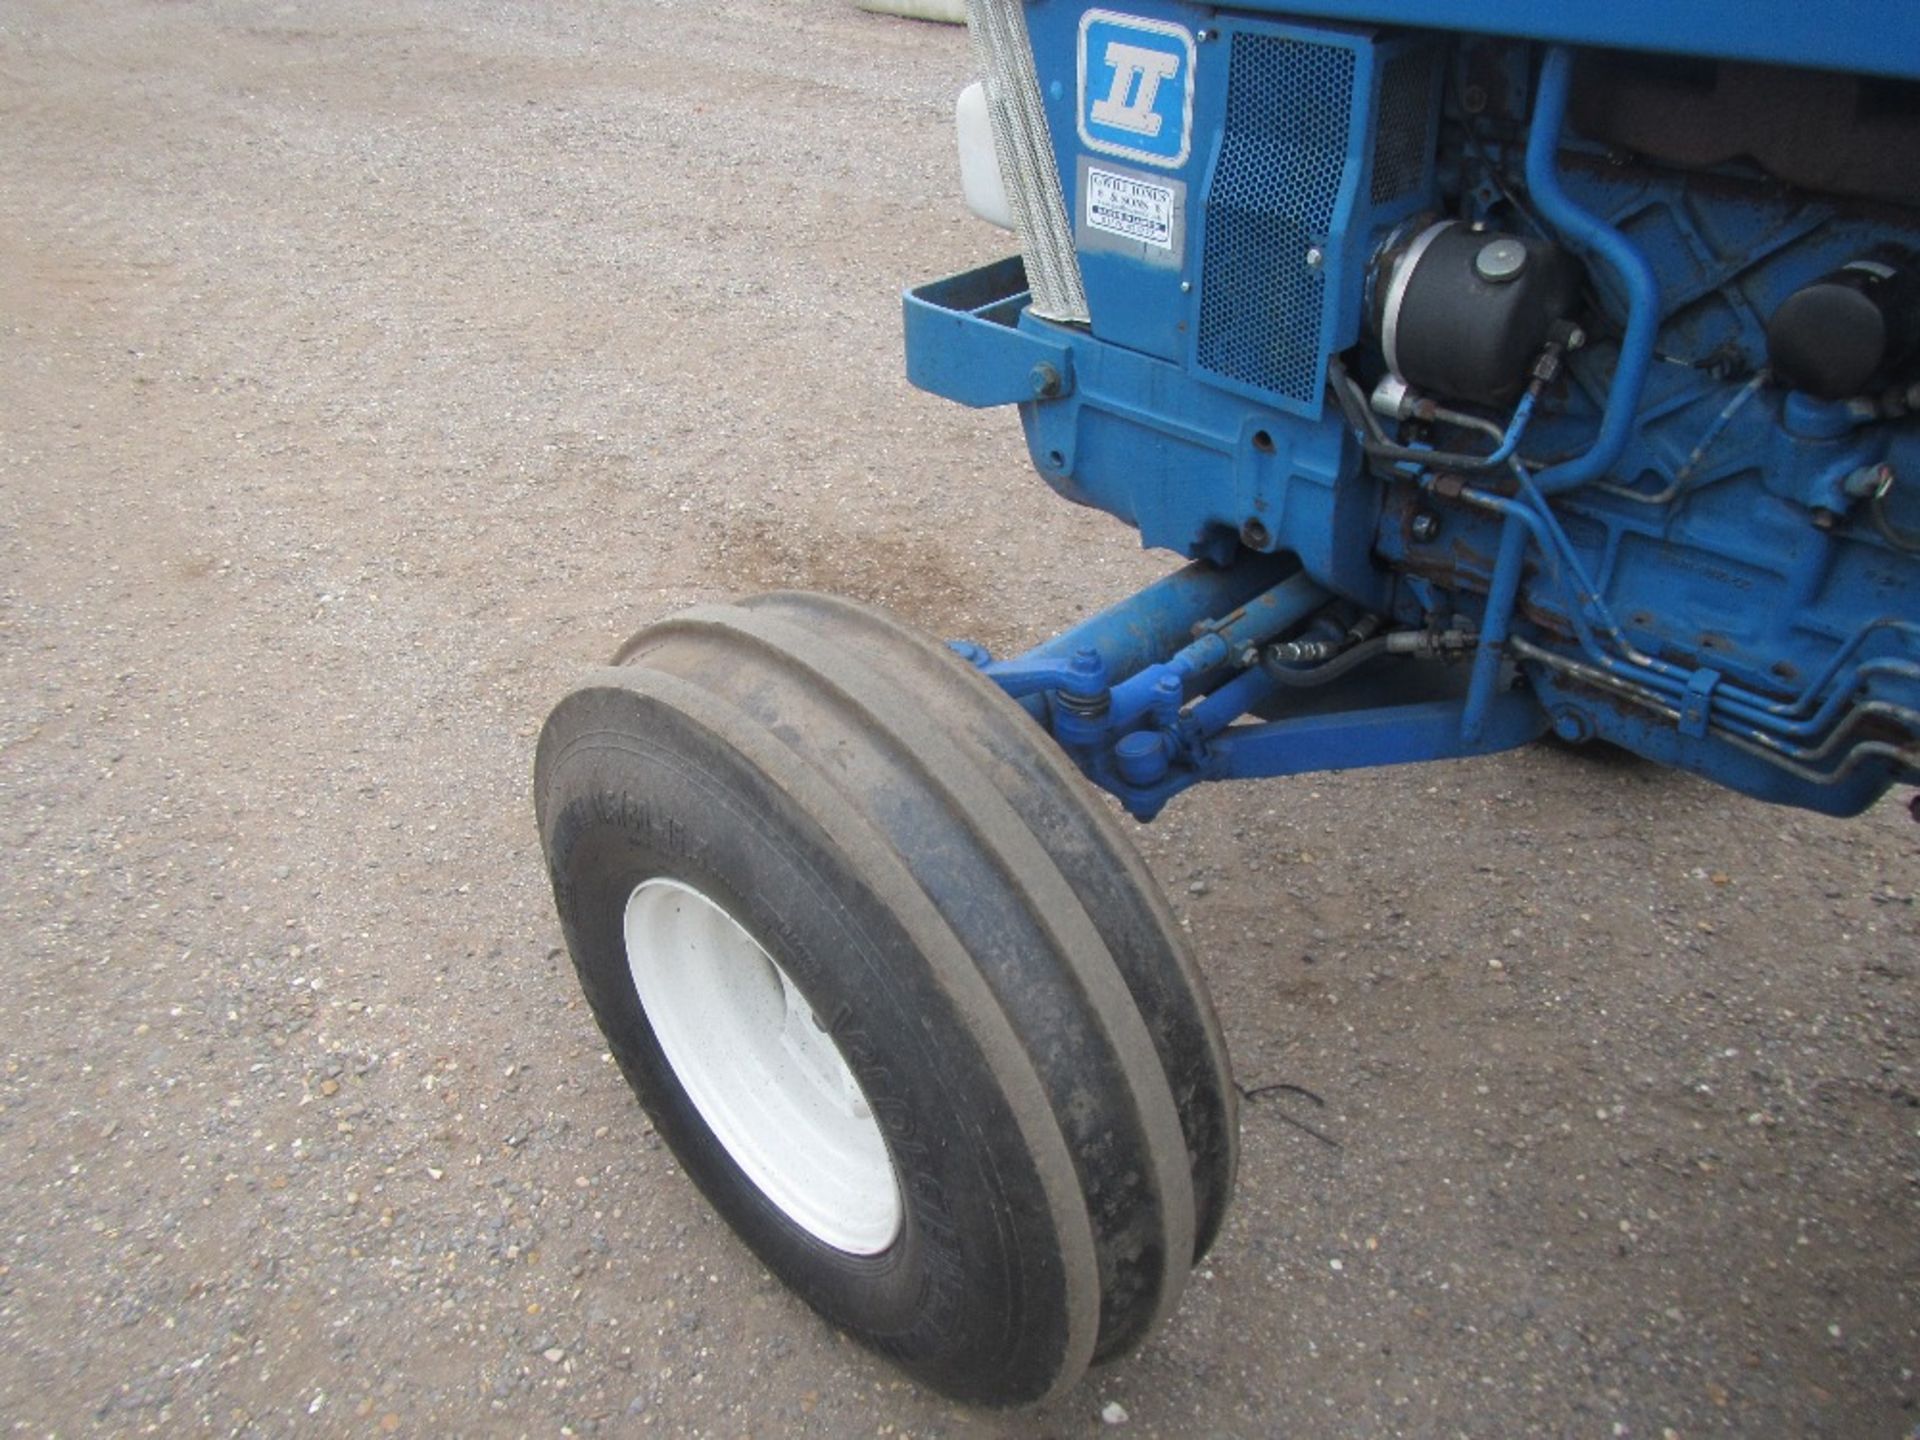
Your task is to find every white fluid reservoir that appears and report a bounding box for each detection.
[854,0,966,21]
[956,81,1014,231]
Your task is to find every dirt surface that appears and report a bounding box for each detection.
[2,3,1916,1436]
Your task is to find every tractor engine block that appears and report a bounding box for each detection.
[915,1,1920,818]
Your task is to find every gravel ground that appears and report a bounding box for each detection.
[1,3,1915,1437]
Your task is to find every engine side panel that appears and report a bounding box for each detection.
[912,2,1920,815]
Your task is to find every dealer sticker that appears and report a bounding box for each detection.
[1085,167,1175,250]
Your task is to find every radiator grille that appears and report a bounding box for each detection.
[1197,36,1356,407]
[1371,44,1439,203]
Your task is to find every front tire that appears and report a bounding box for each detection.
[537,668,1100,1403]
[536,596,1232,1402]
[728,591,1238,1265]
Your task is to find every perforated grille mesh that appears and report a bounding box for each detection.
[1371,45,1439,204]
[1197,36,1356,407]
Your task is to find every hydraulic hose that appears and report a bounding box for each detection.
[1523,45,1661,496]
[1261,634,1394,688]
[1329,357,1537,474]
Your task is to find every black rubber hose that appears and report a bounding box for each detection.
[1258,634,1395,688]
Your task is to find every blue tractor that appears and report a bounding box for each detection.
[535,0,1920,1404]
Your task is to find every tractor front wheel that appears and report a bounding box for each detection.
[534,595,1235,1404]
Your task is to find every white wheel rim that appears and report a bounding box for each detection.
[623,878,903,1254]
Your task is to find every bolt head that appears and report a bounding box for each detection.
[1409,512,1440,543]
[1551,708,1592,743]
[1304,246,1325,269]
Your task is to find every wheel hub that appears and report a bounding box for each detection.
[622,878,902,1255]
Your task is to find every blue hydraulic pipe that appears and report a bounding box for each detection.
[1502,463,1864,735]
[1482,391,1538,468]
[1167,573,1331,681]
[1767,619,1920,716]
[1107,572,1328,724]
[1457,477,1782,725]
[1029,551,1300,683]
[1454,474,1920,746]
[1523,45,1660,497]
[1188,664,1282,738]
[1461,512,1532,741]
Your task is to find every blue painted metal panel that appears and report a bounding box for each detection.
[905,8,1920,820]
[903,258,1074,409]
[1184,0,1920,82]
[1014,328,1389,604]
[1025,0,1216,365]
[1021,4,1442,405]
